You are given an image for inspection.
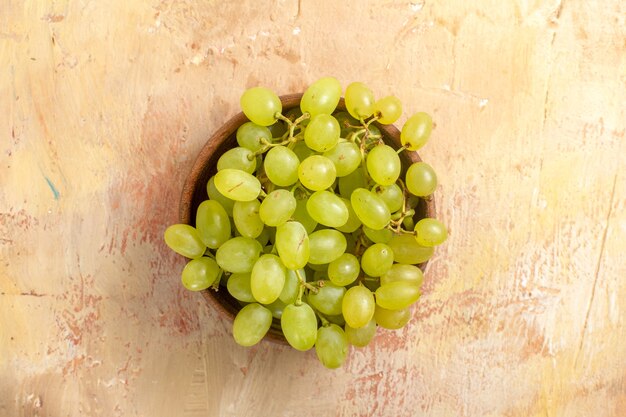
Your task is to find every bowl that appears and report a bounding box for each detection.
[179,93,436,343]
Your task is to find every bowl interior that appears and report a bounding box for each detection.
[179,94,435,343]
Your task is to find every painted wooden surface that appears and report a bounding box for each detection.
[2,0,625,416]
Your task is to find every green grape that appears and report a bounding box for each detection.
[236,122,272,152]
[375,281,421,310]
[298,155,336,191]
[292,198,318,234]
[334,111,359,137]
[281,302,318,351]
[345,319,377,347]
[345,82,375,119]
[279,268,303,304]
[388,233,434,264]
[275,221,310,269]
[259,189,297,227]
[250,254,286,304]
[227,272,256,303]
[338,168,369,199]
[240,86,282,126]
[374,305,411,330]
[232,303,273,346]
[215,236,262,273]
[373,183,404,213]
[306,191,348,228]
[326,314,346,326]
[214,169,261,202]
[373,96,402,125]
[256,226,272,247]
[291,140,316,161]
[300,77,342,117]
[307,281,346,315]
[350,188,391,230]
[414,218,448,247]
[304,114,340,152]
[196,200,231,249]
[315,324,349,369]
[362,225,392,244]
[264,146,300,186]
[308,262,328,272]
[405,162,437,197]
[217,147,257,174]
[267,297,288,319]
[328,253,360,286]
[207,176,234,217]
[342,285,375,329]
[164,224,206,259]
[233,200,264,239]
[361,243,394,277]
[366,144,401,186]
[308,229,347,265]
[323,141,361,177]
[181,257,221,291]
[335,198,362,233]
[267,120,288,138]
[380,264,424,287]
[402,216,415,231]
[401,112,432,151]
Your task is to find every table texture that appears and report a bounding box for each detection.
[1,1,625,416]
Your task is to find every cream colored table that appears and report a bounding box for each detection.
[2,1,625,416]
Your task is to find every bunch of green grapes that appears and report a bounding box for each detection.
[164,77,448,369]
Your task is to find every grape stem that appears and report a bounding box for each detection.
[295,269,318,306]
[396,145,408,154]
[210,269,224,291]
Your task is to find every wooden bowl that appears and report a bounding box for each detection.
[179,93,436,344]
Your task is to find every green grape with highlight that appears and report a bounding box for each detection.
[196,200,231,249]
[281,302,318,351]
[292,198,318,234]
[300,77,342,117]
[215,236,262,273]
[350,188,391,230]
[342,285,375,329]
[328,253,360,286]
[361,243,394,277]
[388,233,434,265]
[264,146,300,187]
[217,147,257,174]
[298,155,337,191]
[306,190,348,228]
[275,221,310,270]
[335,198,362,233]
[401,112,432,151]
[304,114,340,152]
[375,281,421,310]
[207,176,234,217]
[315,324,349,369]
[308,229,347,265]
[233,200,264,239]
[250,254,286,304]
[232,303,273,346]
[323,141,361,177]
[240,86,282,126]
[214,169,261,202]
[366,144,401,186]
[236,122,272,152]
[227,272,256,303]
[414,218,448,247]
[373,95,402,124]
[373,183,404,213]
[181,257,221,291]
[259,189,297,227]
[380,264,424,287]
[164,224,206,259]
[405,162,437,197]
[345,82,375,119]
